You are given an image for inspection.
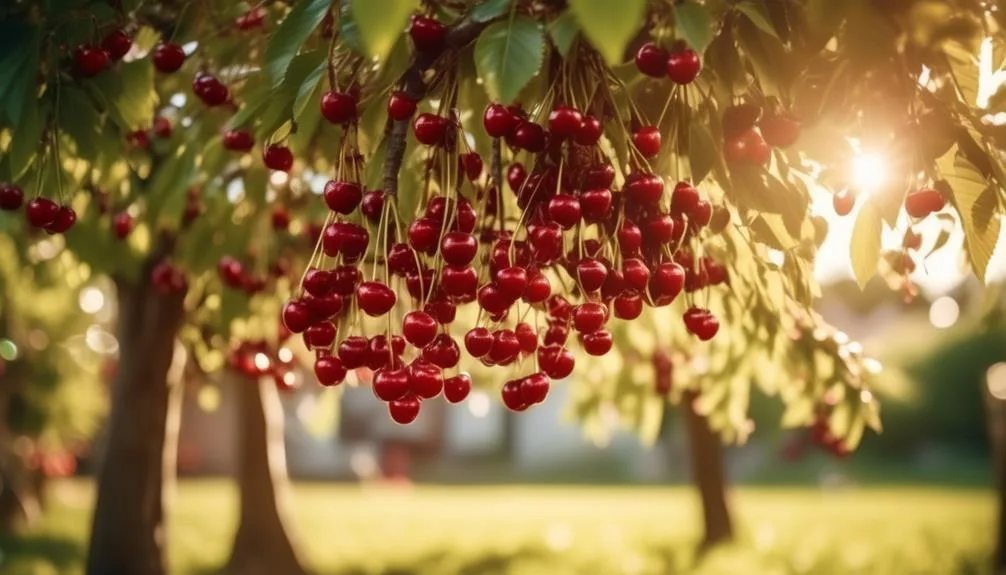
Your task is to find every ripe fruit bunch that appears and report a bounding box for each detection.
[719,102,801,167]
[4,185,78,235]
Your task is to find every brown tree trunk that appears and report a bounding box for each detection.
[682,391,734,550]
[86,279,186,575]
[985,384,1006,574]
[224,373,309,575]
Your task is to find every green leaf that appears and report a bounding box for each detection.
[256,50,327,141]
[674,1,715,53]
[146,145,199,225]
[944,41,979,107]
[569,0,646,65]
[937,152,1001,282]
[351,0,416,61]
[470,0,511,22]
[9,96,43,181]
[688,120,717,183]
[264,0,331,87]
[58,86,103,160]
[549,10,580,57]
[474,16,546,104]
[338,2,365,53]
[226,84,273,130]
[0,24,38,124]
[736,17,785,98]
[850,202,882,289]
[735,2,778,39]
[92,59,156,130]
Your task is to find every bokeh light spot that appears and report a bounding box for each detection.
[929,296,960,329]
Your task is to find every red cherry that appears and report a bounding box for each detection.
[617,220,643,254]
[425,298,457,323]
[573,302,607,334]
[402,311,438,348]
[581,330,613,356]
[45,205,77,234]
[520,372,550,405]
[413,113,447,146]
[422,333,460,368]
[465,327,494,358]
[501,380,528,412]
[580,188,613,222]
[441,264,478,299]
[152,117,172,139]
[281,300,312,333]
[410,15,446,51]
[24,197,58,228]
[622,258,651,292]
[742,130,772,166]
[574,115,603,146]
[360,190,386,222]
[683,307,709,333]
[903,229,923,251]
[547,295,574,322]
[152,42,185,73]
[408,359,443,399]
[0,184,24,211]
[337,336,369,369]
[303,292,344,320]
[833,190,855,216]
[584,164,615,189]
[613,293,643,320]
[512,122,546,152]
[576,259,608,292]
[263,144,293,172]
[304,321,336,350]
[692,311,720,341]
[440,232,478,266]
[548,105,583,140]
[356,281,396,317]
[407,217,438,254]
[368,336,402,371]
[223,129,255,151]
[323,180,363,214]
[921,188,946,213]
[666,46,701,85]
[528,222,562,263]
[406,269,436,300]
[111,211,133,239]
[331,265,362,295]
[488,329,521,365]
[235,7,267,30]
[632,126,661,158]
[484,103,518,138]
[547,194,581,229]
[455,198,478,233]
[624,172,664,205]
[691,200,712,227]
[477,283,513,315]
[373,367,410,401]
[320,91,358,124]
[496,266,528,300]
[388,92,418,121]
[644,213,676,245]
[270,205,290,230]
[523,273,551,303]
[102,29,132,61]
[761,114,801,148]
[444,374,472,403]
[671,181,700,217]
[388,395,421,424]
[507,163,527,191]
[192,74,229,106]
[461,152,483,181]
[515,322,538,354]
[322,222,369,260]
[74,45,108,77]
[315,354,346,386]
[217,256,244,288]
[542,323,569,347]
[537,345,574,379]
[635,43,669,77]
[649,262,685,305]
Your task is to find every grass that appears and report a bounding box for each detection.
[0,479,996,575]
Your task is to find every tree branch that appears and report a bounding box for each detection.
[381,15,494,195]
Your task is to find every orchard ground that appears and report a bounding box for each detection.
[0,478,993,575]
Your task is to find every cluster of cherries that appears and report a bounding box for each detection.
[720,103,801,166]
[217,255,269,295]
[1,184,78,235]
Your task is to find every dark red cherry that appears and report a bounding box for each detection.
[625,173,664,205]
[322,222,369,260]
[408,359,443,399]
[315,356,347,387]
[388,92,418,121]
[649,262,685,305]
[304,321,336,350]
[444,374,472,403]
[537,345,574,379]
[576,259,608,292]
[356,281,396,317]
[152,42,185,73]
[666,46,701,85]
[580,188,613,222]
[507,162,527,191]
[622,258,651,292]
[461,152,483,181]
[111,211,133,239]
[331,265,362,295]
[477,283,512,315]
[422,333,461,368]
[632,126,661,158]
[644,213,676,244]
[102,29,132,61]
[501,380,528,412]
[581,330,613,356]
[523,273,551,303]
[408,217,439,254]
[303,292,343,320]
[548,105,583,140]
[573,302,607,334]
[484,103,518,138]
[584,164,615,189]
[282,300,312,333]
[465,327,494,358]
[671,181,700,217]
[617,220,643,254]
[223,129,255,151]
[338,336,369,369]
[263,144,293,172]
[389,395,421,424]
[0,184,24,211]
[515,322,538,354]
[761,114,801,148]
[547,194,581,229]
[45,205,76,234]
[373,367,410,402]
[410,15,446,52]
[324,180,363,214]
[413,113,447,146]
[512,122,546,152]
[488,329,521,365]
[193,74,229,106]
[496,266,528,300]
[575,115,603,146]
[74,45,108,77]
[635,43,669,77]
[402,311,438,348]
[613,293,643,319]
[441,264,478,299]
[360,190,385,222]
[321,91,358,124]
[440,232,478,266]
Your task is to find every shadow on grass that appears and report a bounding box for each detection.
[0,532,84,572]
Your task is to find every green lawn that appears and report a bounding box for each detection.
[0,480,996,575]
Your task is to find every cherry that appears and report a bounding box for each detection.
[74,45,108,77]
[694,313,720,341]
[488,329,521,365]
[388,92,418,121]
[357,281,396,317]
[547,194,581,229]
[360,190,385,223]
[373,367,410,401]
[321,222,369,260]
[670,181,700,217]
[484,103,518,138]
[440,232,478,266]
[833,190,855,216]
[152,42,185,73]
[268,206,290,231]
[46,205,77,234]
[388,395,421,424]
[110,211,133,239]
[632,126,661,158]
[321,91,357,124]
[408,359,443,399]
[581,330,613,356]
[496,266,528,299]
[617,220,643,254]
[576,259,608,292]
[743,130,772,166]
[402,311,438,348]
[722,103,763,139]
[548,105,583,140]
[575,115,603,146]
[281,300,312,333]
[584,164,615,189]
[407,217,438,254]
[304,290,343,319]
[692,200,712,227]
[666,46,701,85]
[529,222,562,262]
[635,43,669,77]
[102,29,132,61]
[761,114,801,148]
[0,184,23,211]
[573,302,607,334]
[456,198,478,233]
[543,323,569,347]
[444,374,472,403]
[263,144,293,172]
[649,262,685,304]
[625,172,664,205]
[425,298,457,323]
[547,295,574,322]
[413,113,447,146]
[223,129,255,152]
[217,256,244,288]
[537,345,574,379]
[152,117,172,139]
[26,197,59,228]
[331,265,362,296]
[304,321,336,350]
[410,15,446,51]
[235,6,267,30]
[613,293,643,320]
[512,122,546,152]
[622,258,651,292]
[337,336,369,369]
[193,74,229,106]
[580,188,613,222]
[465,327,494,358]
[368,336,401,371]
[461,152,483,181]
[501,380,528,412]
[515,322,538,354]
[440,264,477,299]
[523,273,551,303]
[406,269,436,300]
[507,163,527,191]
[323,180,363,214]
[422,333,460,368]
[644,213,675,244]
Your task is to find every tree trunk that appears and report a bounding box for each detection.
[224,373,309,575]
[682,391,734,550]
[86,279,186,575]
[985,384,1006,574]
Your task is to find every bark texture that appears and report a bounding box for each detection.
[682,391,734,550]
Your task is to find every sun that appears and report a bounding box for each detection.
[851,152,888,193]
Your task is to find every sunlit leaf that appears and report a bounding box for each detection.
[569,0,646,65]
[850,202,882,289]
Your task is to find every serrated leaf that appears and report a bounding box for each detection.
[474,16,546,104]
[674,1,715,53]
[264,0,331,88]
[350,0,416,61]
[735,2,778,39]
[937,151,1001,282]
[470,0,511,22]
[850,202,882,289]
[549,10,580,57]
[569,0,646,65]
[256,50,327,141]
